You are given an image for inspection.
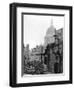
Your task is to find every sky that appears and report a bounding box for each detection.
[23,15,64,49]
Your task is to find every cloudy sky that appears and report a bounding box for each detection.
[23,15,64,49]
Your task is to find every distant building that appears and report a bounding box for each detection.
[44,20,56,46]
[29,45,44,61]
[56,28,63,41]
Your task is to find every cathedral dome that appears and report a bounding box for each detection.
[46,20,56,36]
[46,25,56,36]
[44,19,56,46]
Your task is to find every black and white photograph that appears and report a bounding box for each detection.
[10,3,72,87]
[22,14,63,76]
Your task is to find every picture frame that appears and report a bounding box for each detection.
[10,3,72,87]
